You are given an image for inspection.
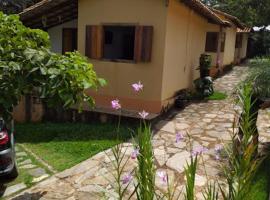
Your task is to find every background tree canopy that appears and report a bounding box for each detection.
[0,0,41,14]
[0,12,106,121]
[202,0,270,27]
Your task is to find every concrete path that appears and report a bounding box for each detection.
[10,66,250,200]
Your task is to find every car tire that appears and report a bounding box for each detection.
[6,165,18,180]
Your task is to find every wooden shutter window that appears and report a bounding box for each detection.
[85,25,104,59]
[220,32,226,52]
[235,33,243,48]
[134,26,153,62]
[205,32,218,52]
[62,28,77,54]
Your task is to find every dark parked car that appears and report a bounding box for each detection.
[0,118,18,186]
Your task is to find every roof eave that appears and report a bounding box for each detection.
[180,0,227,26]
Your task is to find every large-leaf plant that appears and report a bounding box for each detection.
[0,12,106,121]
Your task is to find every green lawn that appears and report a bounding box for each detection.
[248,157,270,200]
[15,122,134,172]
[206,91,227,100]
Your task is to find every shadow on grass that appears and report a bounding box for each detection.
[248,142,270,200]
[15,122,136,144]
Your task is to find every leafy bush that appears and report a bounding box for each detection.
[194,77,214,97]
[247,57,270,99]
[0,12,105,120]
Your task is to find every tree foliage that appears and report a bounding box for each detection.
[0,12,106,120]
[202,0,270,27]
[0,0,40,14]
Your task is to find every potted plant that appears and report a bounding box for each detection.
[199,54,212,78]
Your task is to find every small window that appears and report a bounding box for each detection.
[103,26,135,61]
[235,33,243,48]
[62,28,77,54]
[205,32,226,52]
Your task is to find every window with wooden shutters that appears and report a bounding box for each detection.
[205,32,226,52]
[220,32,226,52]
[205,32,218,52]
[85,25,104,59]
[62,28,77,54]
[235,33,243,48]
[85,25,153,63]
[103,26,135,61]
[134,26,153,62]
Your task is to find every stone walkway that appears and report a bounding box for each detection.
[1,146,51,198]
[10,66,250,200]
[258,108,270,147]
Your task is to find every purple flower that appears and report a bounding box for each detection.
[122,173,132,185]
[132,81,144,92]
[215,154,221,160]
[192,146,208,157]
[157,171,167,184]
[176,132,184,143]
[138,110,149,119]
[131,148,140,160]
[215,144,223,153]
[111,99,121,110]
[215,144,223,160]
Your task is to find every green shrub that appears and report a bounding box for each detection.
[0,12,105,120]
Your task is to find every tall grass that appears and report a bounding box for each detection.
[219,84,265,200]
[135,122,156,200]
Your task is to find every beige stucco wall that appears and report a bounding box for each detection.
[161,0,208,102]
[240,33,248,59]
[78,0,167,112]
[223,26,237,65]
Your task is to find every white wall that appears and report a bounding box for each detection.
[47,19,78,54]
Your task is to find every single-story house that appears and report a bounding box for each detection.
[15,0,249,121]
[204,8,250,76]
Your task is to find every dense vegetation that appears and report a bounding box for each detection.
[0,12,105,121]
[0,0,41,14]
[202,0,270,27]
[202,0,270,57]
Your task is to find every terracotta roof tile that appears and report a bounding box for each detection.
[181,0,227,25]
[210,8,245,29]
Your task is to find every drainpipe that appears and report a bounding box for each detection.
[216,25,223,72]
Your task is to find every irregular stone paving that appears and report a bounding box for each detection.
[257,108,270,148]
[1,146,50,198]
[11,66,251,200]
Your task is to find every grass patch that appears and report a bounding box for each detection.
[15,122,134,172]
[248,157,270,200]
[205,91,227,100]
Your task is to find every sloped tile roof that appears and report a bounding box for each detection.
[19,0,77,29]
[20,0,245,29]
[181,0,228,25]
[210,8,245,29]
